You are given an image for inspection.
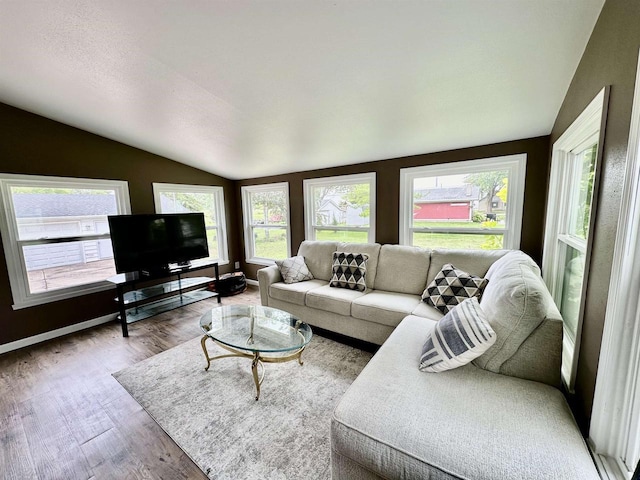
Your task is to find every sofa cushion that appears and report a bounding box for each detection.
[352,291,422,327]
[298,241,339,281]
[275,255,314,284]
[474,251,551,373]
[374,244,431,295]
[306,284,367,316]
[410,301,444,321]
[269,279,327,306]
[330,252,369,292]
[338,242,381,290]
[331,315,600,480]
[426,248,508,285]
[422,263,488,313]
[419,298,496,373]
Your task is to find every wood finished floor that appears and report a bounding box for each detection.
[0,287,261,480]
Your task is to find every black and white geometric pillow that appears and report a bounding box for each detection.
[422,263,488,314]
[330,252,369,292]
[419,297,496,373]
[275,255,314,284]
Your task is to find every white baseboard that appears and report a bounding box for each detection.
[246,278,259,287]
[0,313,118,355]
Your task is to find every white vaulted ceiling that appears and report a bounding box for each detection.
[0,0,604,180]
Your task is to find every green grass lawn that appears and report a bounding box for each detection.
[253,228,289,259]
[412,232,503,250]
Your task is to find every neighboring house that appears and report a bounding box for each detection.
[316,194,368,226]
[413,186,480,221]
[13,193,118,271]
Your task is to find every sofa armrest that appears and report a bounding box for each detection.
[257,265,282,306]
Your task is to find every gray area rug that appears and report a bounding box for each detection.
[113,334,373,480]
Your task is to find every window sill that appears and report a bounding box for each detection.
[246,258,277,267]
[12,281,115,310]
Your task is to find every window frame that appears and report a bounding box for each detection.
[399,154,527,249]
[152,183,229,265]
[241,182,291,265]
[542,87,607,392]
[0,173,131,309]
[589,57,640,480]
[303,173,376,243]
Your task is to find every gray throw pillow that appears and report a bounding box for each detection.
[422,263,489,314]
[275,256,314,284]
[330,252,368,292]
[419,297,496,373]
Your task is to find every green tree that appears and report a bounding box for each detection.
[464,171,507,214]
[164,192,216,225]
[344,184,370,218]
[250,191,287,241]
[496,178,508,204]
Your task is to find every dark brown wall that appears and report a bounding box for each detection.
[0,103,239,345]
[550,0,640,431]
[237,136,551,280]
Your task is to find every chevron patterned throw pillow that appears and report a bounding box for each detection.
[330,252,368,292]
[422,263,488,314]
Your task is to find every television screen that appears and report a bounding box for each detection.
[108,213,209,274]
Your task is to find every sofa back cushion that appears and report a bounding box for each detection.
[338,242,381,290]
[297,241,339,281]
[426,249,509,286]
[374,244,431,295]
[473,251,561,386]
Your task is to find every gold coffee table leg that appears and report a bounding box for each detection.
[251,352,261,401]
[201,335,212,371]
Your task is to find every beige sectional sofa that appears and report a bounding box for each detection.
[257,241,599,479]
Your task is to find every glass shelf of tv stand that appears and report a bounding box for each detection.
[119,277,213,305]
[124,289,217,324]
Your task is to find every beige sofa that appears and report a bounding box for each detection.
[257,241,599,479]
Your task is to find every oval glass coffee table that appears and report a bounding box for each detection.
[199,304,312,400]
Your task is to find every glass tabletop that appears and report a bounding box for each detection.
[199,304,312,353]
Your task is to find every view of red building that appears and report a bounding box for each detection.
[413,186,480,221]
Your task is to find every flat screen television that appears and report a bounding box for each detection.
[108,213,209,274]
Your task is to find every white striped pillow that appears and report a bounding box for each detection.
[419,297,496,373]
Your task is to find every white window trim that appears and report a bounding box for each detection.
[399,154,526,249]
[542,87,607,392]
[241,182,291,266]
[303,172,376,243]
[0,174,131,309]
[152,183,229,265]
[589,53,640,480]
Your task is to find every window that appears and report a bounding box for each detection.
[303,173,376,243]
[0,174,130,309]
[399,155,526,250]
[542,88,606,392]
[241,183,291,264]
[589,71,638,480]
[153,183,229,265]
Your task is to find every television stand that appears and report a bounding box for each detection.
[107,260,220,337]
